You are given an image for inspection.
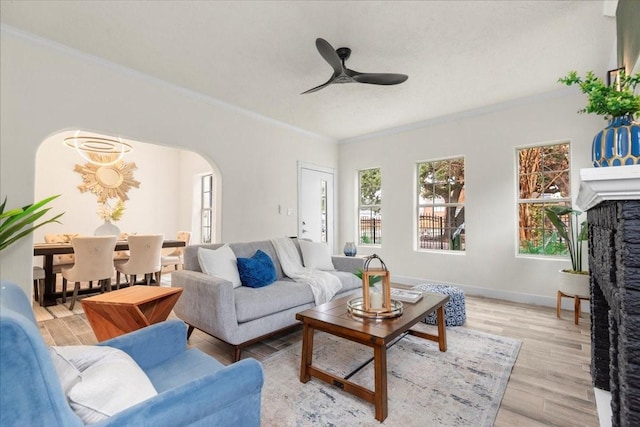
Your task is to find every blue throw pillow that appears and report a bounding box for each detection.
[236,250,277,288]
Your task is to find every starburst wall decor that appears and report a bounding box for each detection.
[74,153,140,203]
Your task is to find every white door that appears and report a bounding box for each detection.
[298,164,334,250]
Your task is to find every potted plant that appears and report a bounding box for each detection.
[544,205,589,296]
[0,195,64,251]
[558,69,640,167]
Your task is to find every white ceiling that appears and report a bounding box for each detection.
[0,1,617,141]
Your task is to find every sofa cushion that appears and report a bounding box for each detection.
[330,271,362,293]
[299,240,335,271]
[234,271,362,323]
[50,345,157,424]
[237,250,277,288]
[197,245,242,288]
[234,279,314,323]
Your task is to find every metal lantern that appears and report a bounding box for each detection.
[361,254,392,313]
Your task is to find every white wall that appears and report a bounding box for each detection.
[338,91,604,307]
[0,27,337,294]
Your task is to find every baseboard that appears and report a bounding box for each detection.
[594,388,612,427]
[392,275,591,313]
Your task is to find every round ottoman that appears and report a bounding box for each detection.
[413,283,466,326]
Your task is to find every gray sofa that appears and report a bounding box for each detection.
[171,239,364,361]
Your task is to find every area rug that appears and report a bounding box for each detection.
[260,325,521,426]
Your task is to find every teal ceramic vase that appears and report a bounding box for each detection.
[591,114,640,167]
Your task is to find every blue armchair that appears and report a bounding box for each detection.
[0,281,264,426]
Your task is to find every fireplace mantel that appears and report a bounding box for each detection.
[576,165,640,211]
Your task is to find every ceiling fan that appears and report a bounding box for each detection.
[301,38,408,94]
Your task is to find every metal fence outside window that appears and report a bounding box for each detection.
[418,215,444,249]
[359,217,381,245]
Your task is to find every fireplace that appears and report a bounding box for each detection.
[576,166,640,427]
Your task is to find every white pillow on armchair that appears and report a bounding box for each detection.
[50,345,157,424]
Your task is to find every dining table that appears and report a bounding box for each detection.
[33,239,186,306]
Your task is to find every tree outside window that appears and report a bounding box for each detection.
[417,158,465,251]
[517,143,571,255]
[359,168,381,245]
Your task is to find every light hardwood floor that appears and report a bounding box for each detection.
[37,294,598,426]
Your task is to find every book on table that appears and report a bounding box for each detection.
[390,288,423,303]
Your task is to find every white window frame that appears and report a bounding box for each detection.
[358,168,382,246]
[416,156,465,252]
[516,141,571,258]
[200,174,213,244]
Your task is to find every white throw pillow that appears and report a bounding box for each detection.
[198,245,242,288]
[50,345,157,424]
[49,348,81,394]
[299,240,335,271]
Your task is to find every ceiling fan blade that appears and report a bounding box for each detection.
[352,73,408,85]
[301,77,335,94]
[315,38,343,75]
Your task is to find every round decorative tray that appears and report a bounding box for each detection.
[347,297,403,319]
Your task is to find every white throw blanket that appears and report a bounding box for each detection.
[271,237,342,305]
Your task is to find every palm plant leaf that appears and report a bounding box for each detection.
[544,204,587,272]
[0,195,64,251]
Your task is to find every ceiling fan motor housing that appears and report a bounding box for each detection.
[336,47,352,61]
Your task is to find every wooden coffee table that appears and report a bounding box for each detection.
[295,290,449,422]
[82,285,183,341]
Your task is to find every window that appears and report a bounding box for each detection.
[320,179,327,243]
[517,143,570,255]
[201,174,213,243]
[417,158,465,251]
[358,168,381,245]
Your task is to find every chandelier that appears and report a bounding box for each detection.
[64,131,132,166]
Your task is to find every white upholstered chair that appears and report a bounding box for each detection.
[115,234,164,288]
[61,236,117,310]
[113,232,132,262]
[44,233,79,302]
[161,231,191,271]
[32,266,45,306]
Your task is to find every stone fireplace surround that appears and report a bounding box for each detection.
[576,166,640,427]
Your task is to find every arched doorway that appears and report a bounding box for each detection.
[33,130,221,245]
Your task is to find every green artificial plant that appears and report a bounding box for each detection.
[544,205,588,274]
[558,70,640,119]
[0,195,64,251]
[354,269,382,285]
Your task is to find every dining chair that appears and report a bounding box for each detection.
[61,236,118,310]
[32,266,45,306]
[115,234,164,288]
[113,232,132,263]
[161,231,191,271]
[44,233,80,302]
